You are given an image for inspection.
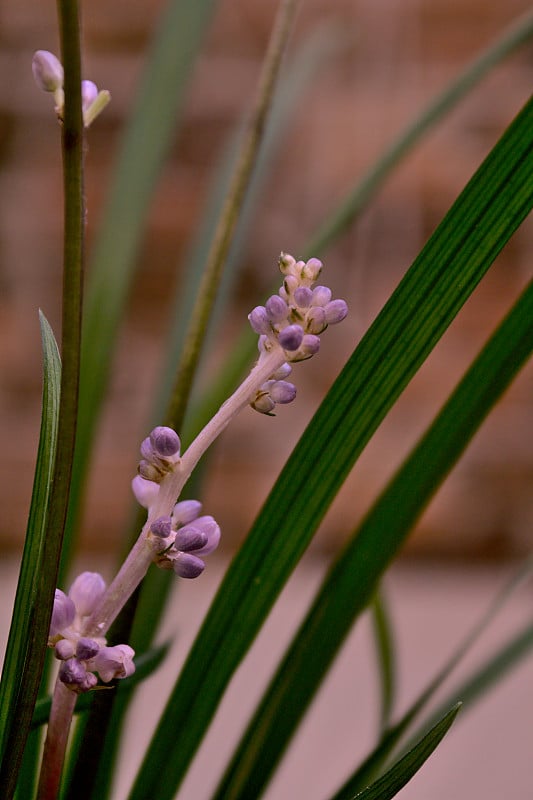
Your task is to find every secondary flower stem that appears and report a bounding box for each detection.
[84,348,285,636]
[36,679,78,800]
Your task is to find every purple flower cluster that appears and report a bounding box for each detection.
[131,426,181,509]
[150,499,220,578]
[49,573,134,693]
[248,253,348,414]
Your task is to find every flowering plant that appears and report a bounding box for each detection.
[0,2,532,800]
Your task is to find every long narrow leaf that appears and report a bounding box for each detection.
[0,314,61,788]
[332,705,461,800]
[329,558,533,799]
[370,588,397,734]
[128,97,533,800]
[213,275,533,800]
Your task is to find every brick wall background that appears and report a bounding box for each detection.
[0,0,532,558]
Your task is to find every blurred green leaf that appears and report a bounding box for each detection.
[370,588,397,734]
[128,96,533,800]
[331,705,461,800]
[0,314,61,789]
[329,558,533,799]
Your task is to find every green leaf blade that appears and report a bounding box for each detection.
[335,705,461,800]
[0,313,61,792]
[128,98,533,800]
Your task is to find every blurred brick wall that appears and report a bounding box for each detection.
[0,0,531,558]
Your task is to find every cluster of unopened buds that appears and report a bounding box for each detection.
[248,253,348,414]
[49,573,134,693]
[31,49,110,127]
[132,426,221,578]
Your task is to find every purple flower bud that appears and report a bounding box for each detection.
[92,644,135,683]
[300,334,321,356]
[302,258,323,281]
[149,426,181,458]
[278,252,296,274]
[325,299,348,324]
[305,306,327,334]
[271,362,292,380]
[32,50,63,92]
[138,460,162,482]
[278,324,304,352]
[311,285,332,306]
[76,638,100,661]
[172,499,202,527]
[131,475,160,508]
[140,436,154,460]
[294,286,313,308]
[173,553,205,579]
[270,380,297,405]
[55,639,75,660]
[59,658,88,688]
[50,590,76,637]
[150,516,172,538]
[183,516,221,556]
[248,306,270,334]
[69,572,106,617]
[173,527,208,552]
[265,295,288,323]
[81,80,98,112]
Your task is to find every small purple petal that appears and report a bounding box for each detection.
[305,306,327,334]
[81,80,98,111]
[59,658,88,688]
[55,639,75,660]
[265,295,288,323]
[140,436,154,460]
[293,286,313,308]
[300,334,321,356]
[189,516,221,556]
[278,324,304,352]
[150,516,172,538]
[150,426,181,458]
[76,638,100,661]
[69,572,106,617]
[248,306,270,334]
[270,380,296,405]
[173,527,208,552]
[93,644,135,683]
[302,257,323,280]
[173,553,205,579]
[325,299,348,324]
[271,362,292,380]
[32,50,63,92]
[311,285,332,307]
[282,275,299,297]
[131,475,160,508]
[172,499,202,527]
[50,590,76,637]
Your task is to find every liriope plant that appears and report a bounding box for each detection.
[0,2,532,800]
